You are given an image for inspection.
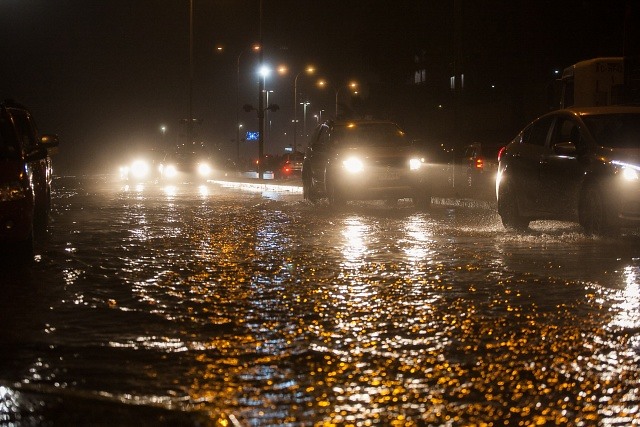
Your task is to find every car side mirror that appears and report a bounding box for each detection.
[40,134,59,148]
[553,141,577,156]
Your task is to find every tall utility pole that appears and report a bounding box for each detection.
[257,0,265,179]
[188,0,194,146]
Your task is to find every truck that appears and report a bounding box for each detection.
[559,56,640,108]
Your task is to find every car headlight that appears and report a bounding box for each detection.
[197,162,212,177]
[342,157,364,173]
[409,157,424,171]
[612,161,640,182]
[130,159,150,179]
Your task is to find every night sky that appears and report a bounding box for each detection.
[0,0,633,174]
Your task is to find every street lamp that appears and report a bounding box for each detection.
[243,65,280,180]
[293,66,315,153]
[300,101,311,139]
[236,44,260,164]
[318,80,358,119]
[160,125,167,147]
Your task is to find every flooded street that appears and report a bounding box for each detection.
[1,176,639,426]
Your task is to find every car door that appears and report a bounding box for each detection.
[510,116,554,215]
[539,115,589,217]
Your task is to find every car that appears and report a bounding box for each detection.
[302,120,430,207]
[160,145,215,183]
[277,151,304,179]
[118,148,165,183]
[496,106,640,235]
[454,142,504,198]
[0,99,59,257]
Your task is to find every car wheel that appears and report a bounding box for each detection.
[498,179,529,230]
[303,173,319,203]
[579,184,618,236]
[326,174,346,208]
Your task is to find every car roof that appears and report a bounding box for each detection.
[554,105,640,117]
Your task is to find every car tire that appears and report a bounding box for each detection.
[498,179,529,230]
[302,173,319,203]
[326,173,346,208]
[579,184,619,236]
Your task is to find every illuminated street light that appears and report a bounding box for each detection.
[293,66,315,153]
[235,43,260,164]
[300,101,311,139]
[318,80,358,119]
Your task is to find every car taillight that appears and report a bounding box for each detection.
[497,146,507,162]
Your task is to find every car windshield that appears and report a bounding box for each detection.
[0,112,20,159]
[582,113,640,149]
[332,122,408,147]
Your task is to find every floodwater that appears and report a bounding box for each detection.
[1,176,639,426]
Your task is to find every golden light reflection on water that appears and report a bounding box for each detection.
[79,190,640,425]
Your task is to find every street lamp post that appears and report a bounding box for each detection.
[300,101,311,139]
[160,125,167,147]
[293,66,315,153]
[188,0,194,145]
[236,44,260,165]
[318,80,358,119]
[335,82,358,119]
[266,90,274,143]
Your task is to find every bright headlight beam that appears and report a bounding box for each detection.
[198,162,212,176]
[130,160,150,179]
[622,167,639,181]
[409,158,423,171]
[612,161,640,181]
[342,157,364,173]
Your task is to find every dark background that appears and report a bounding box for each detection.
[0,0,635,174]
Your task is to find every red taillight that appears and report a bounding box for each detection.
[497,146,507,162]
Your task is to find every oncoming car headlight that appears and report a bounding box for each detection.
[197,162,212,177]
[130,159,150,180]
[612,161,640,182]
[409,157,424,171]
[342,157,364,173]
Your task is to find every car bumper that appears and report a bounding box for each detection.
[335,170,425,200]
[618,186,640,223]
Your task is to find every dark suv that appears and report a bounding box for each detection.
[0,100,59,256]
[302,120,430,207]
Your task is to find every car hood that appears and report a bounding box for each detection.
[597,146,640,166]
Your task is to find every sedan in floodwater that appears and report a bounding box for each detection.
[302,120,430,208]
[497,106,640,235]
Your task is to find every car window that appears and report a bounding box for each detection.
[311,124,330,150]
[522,117,553,146]
[582,113,640,149]
[8,108,39,152]
[0,109,20,159]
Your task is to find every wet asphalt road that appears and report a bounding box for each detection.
[0,175,639,426]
